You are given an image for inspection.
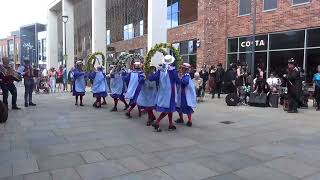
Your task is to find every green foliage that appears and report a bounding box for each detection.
[144,43,182,74]
[86,52,106,72]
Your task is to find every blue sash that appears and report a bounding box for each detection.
[176,84,181,108]
[185,77,197,108]
[156,71,172,108]
[75,75,86,93]
[125,72,139,99]
[111,73,124,95]
[92,71,106,94]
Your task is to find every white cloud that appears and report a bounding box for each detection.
[0,0,52,38]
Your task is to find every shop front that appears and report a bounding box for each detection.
[227,27,320,82]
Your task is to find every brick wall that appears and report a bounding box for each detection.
[167,21,198,43]
[108,35,147,53]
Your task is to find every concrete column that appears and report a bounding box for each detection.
[62,0,75,70]
[92,0,106,66]
[147,0,167,66]
[47,10,59,69]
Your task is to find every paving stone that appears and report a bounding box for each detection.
[204,173,248,180]
[302,173,320,180]
[130,141,173,153]
[80,150,105,163]
[0,176,23,180]
[263,158,319,178]
[99,144,142,160]
[108,168,175,180]
[75,161,130,180]
[235,165,299,180]
[48,141,106,156]
[213,151,262,171]
[37,153,85,171]
[12,159,38,176]
[51,168,82,180]
[194,156,233,175]
[0,150,28,163]
[135,154,169,168]
[23,172,52,180]
[198,141,244,154]
[117,156,150,172]
[0,142,10,152]
[160,162,217,180]
[250,143,302,159]
[0,163,12,178]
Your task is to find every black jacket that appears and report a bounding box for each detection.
[286,68,300,95]
[215,68,225,83]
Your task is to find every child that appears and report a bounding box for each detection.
[124,61,144,118]
[149,55,179,132]
[110,65,128,111]
[175,63,197,127]
[72,61,86,106]
[89,66,108,108]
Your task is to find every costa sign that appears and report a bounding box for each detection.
[241,40,265,48]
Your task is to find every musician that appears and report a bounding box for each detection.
[284,58,300,113]
[17,59,36,107]
[175,63,197,127]
[149,55,180,132]
[109,65,129,112]
[124,61,144,118]
[313,65,320,111]
[0,57,21,110]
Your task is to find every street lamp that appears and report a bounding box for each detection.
[62,15,69,65]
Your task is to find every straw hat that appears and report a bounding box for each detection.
[162,55,175,65]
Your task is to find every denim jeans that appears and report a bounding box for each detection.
[24,79,34,104]
[0,82,17,107]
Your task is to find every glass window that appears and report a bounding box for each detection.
[180,41,189,55]
[264,0,277,11]
[128,24,134,39]
[188,40,197,54]
[239,36,253,52]
[269,50,304,77]
[227,54,238,68]
[239,53,252,69]
[123,24,134,40]
[107,30,111,45]
[189,54,197,69]
[307,28,320,48]
[293,0,310,5]
[228,38,238,53]
[306,48,320,83]
[239,0,251,16]
[270,30,305,50]
[139,21,143,36]
[167,0,180,28]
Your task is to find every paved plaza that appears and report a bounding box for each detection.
[1,89,320,180]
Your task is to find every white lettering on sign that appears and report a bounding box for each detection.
[240,40,265,48]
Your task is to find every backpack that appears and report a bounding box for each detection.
[0,100,8,124]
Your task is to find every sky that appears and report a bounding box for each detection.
[0,0,52,38]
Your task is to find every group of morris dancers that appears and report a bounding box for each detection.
[71,55,197,132]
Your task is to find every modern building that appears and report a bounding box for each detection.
[20,23,46,65]
[38,31,48,69]
[47,0,320,81]
[0,32,21,69]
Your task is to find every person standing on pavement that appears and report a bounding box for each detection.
[18,59,36,107]
[313,65,320,111]
[199,65,209,98]
[0,57,21,110]
[63,65,68,92]
[285,58,300,113]
[213,63,225,99]
[49,67,57,93]
[208,66,216,97]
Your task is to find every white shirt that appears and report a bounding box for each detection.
[267,77,281,86]
[42,69,48,77]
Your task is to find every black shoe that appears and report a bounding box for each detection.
[12,106,21,110]
[175,119,184,124]
[186,121,193,127]
[218,96,221,99]
[29,103,36,106]
[125,112,132,118]
[24,103,29,107]
[102,102,107,105]
[151,116,156,121]
[168,125,177,131]
[212,96,215,99]
[288,110,298,113]
[152,123,162,132]
[111,107,117,112]
[75,103,78,106]
[124,105,129,111]
[80,104,84,107]
[317,107,320,111]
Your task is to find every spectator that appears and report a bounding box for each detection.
[63,65,68,91]
[49,67,57,93]
[193,72,203,102]
[313,65,320,111]
[213,63,225,99]
[224,64,237,94]
[199,65,209,97]
[208,66,216,97]
[57,65,63,92]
